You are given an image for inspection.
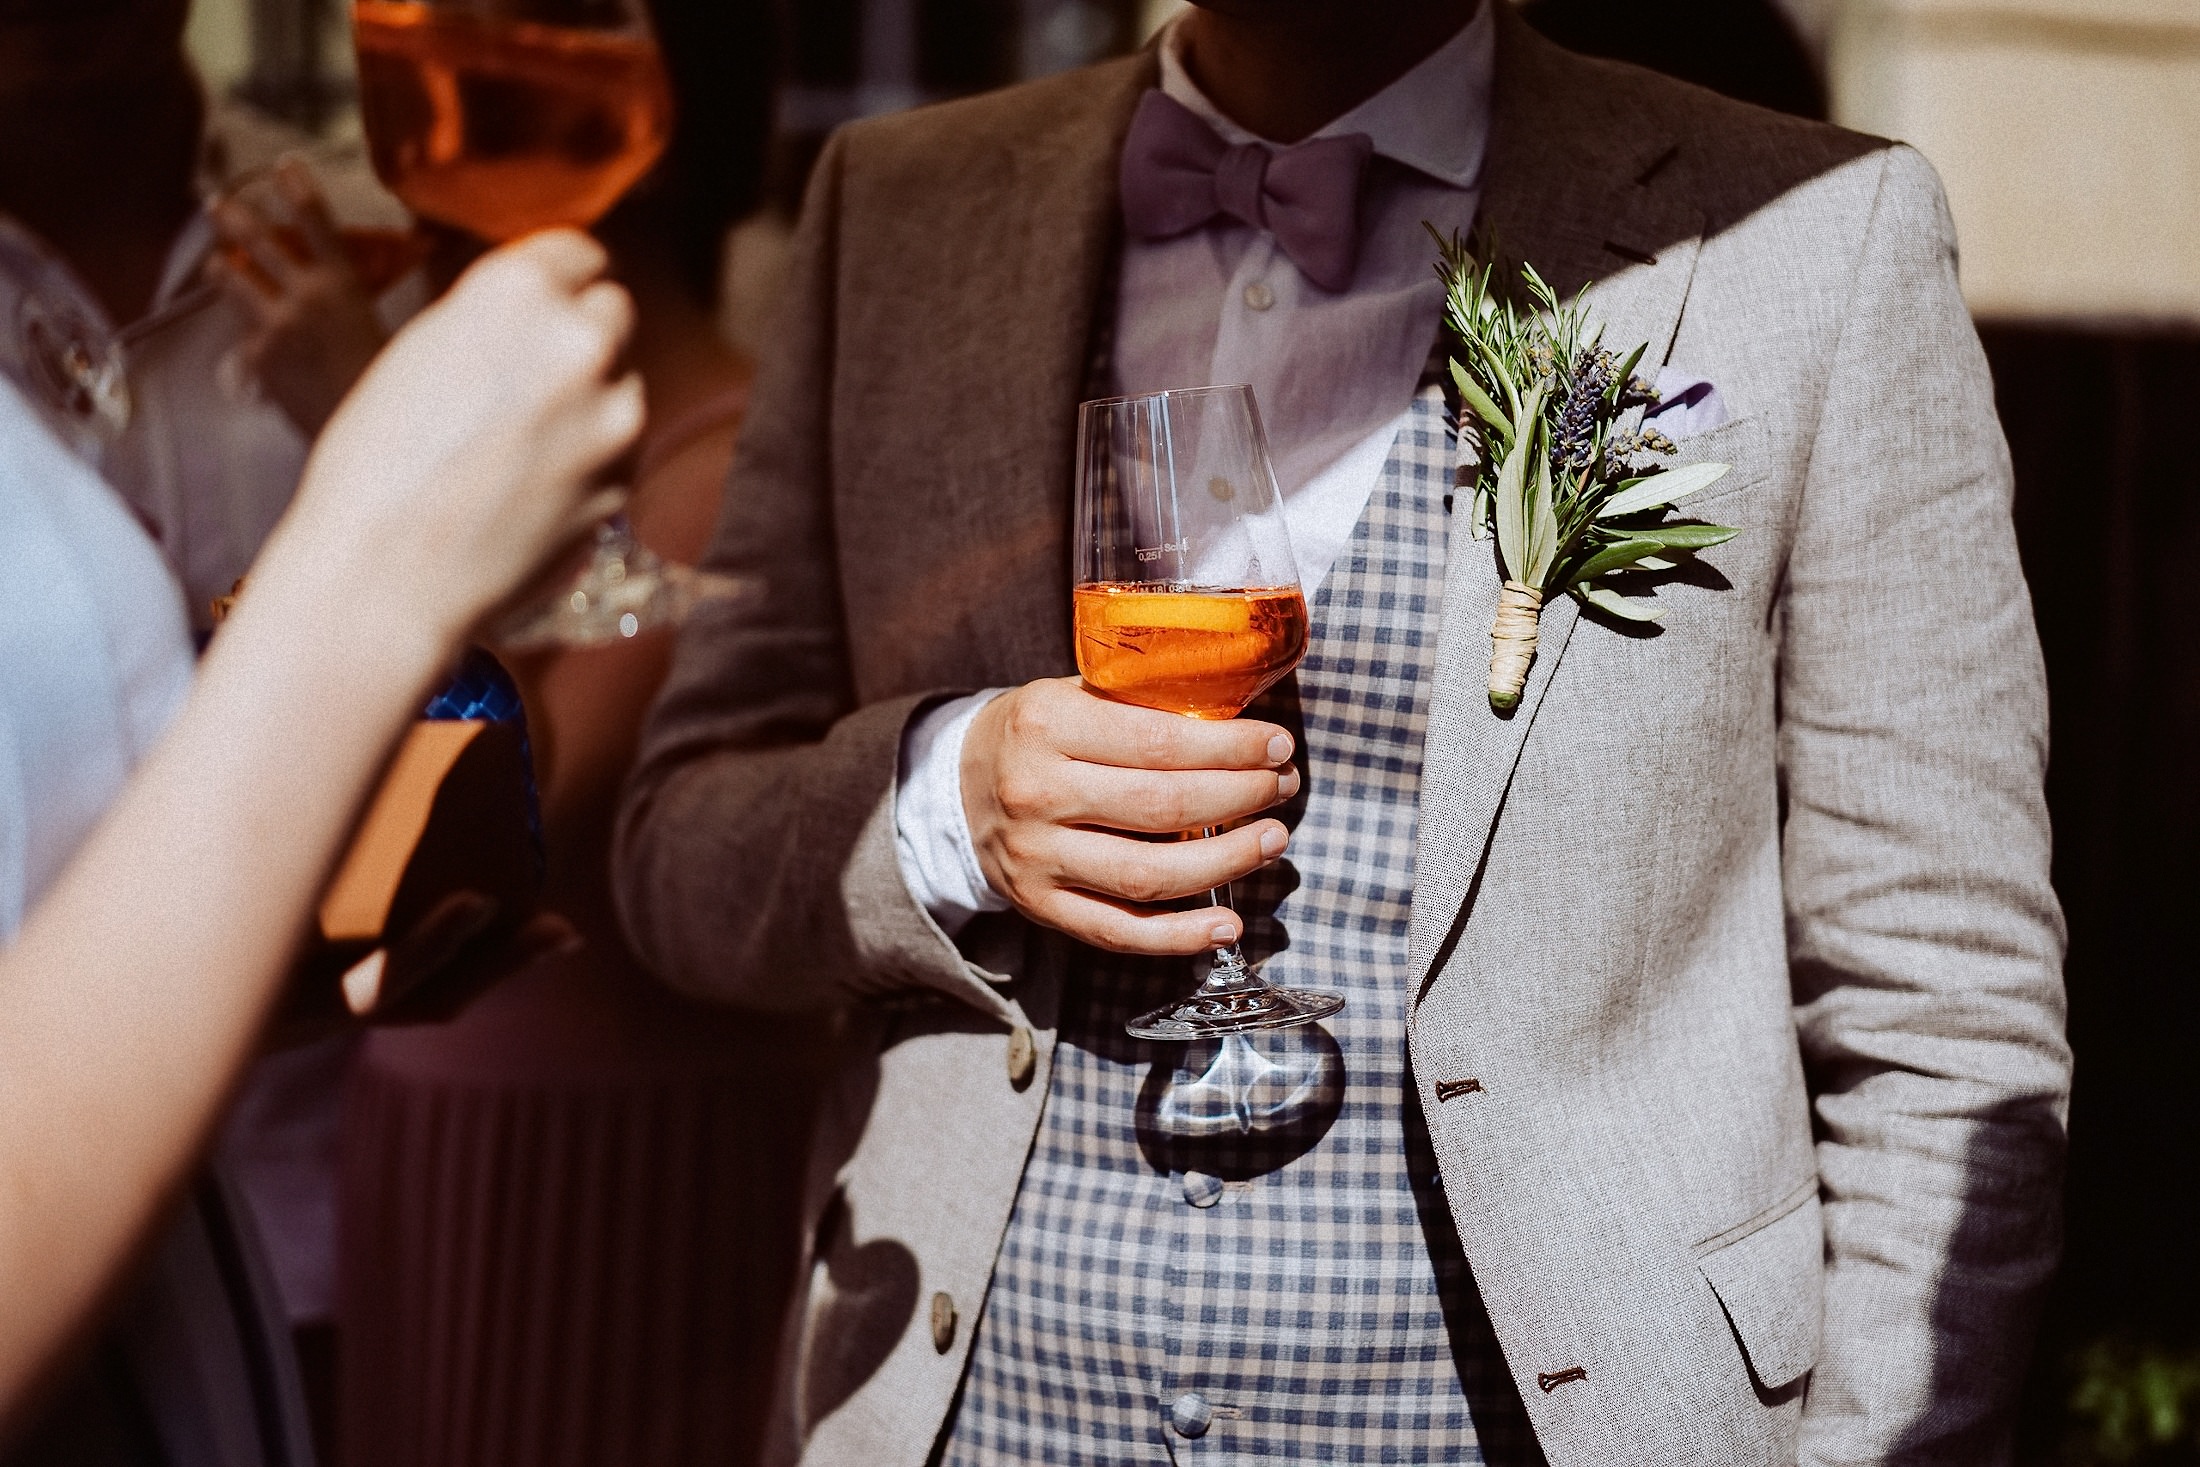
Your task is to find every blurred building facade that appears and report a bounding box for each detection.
[188,0,354,133]
[1831,0,2200,324]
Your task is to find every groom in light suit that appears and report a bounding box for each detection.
[615,0,2070,1462]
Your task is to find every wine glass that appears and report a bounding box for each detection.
[1074,384,1346,1041]
[351,0,738,647]
[0,223,132,455]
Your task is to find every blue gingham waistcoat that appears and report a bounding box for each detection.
[942,380,1544,1465]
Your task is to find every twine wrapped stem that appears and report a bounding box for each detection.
[1487,580,1543,712]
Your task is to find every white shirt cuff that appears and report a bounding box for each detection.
[895,689,1013,937]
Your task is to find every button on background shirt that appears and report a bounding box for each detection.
[895,6,1497,931]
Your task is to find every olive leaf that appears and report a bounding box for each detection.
[1578,584,1665,622]
[1599,460,1731,519]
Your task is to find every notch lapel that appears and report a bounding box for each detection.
[1407,11,1706,984]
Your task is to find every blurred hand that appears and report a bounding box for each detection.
[208,157,391,438]
[270,228,643,644]
[961,677,1299,955]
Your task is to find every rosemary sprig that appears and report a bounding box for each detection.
[1431,227,1740,711]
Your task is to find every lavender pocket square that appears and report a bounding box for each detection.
[1647,367,1730,440]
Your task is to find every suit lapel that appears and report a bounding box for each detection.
[1407,10,1706,983]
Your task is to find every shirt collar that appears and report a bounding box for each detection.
[1157,0,1495,192]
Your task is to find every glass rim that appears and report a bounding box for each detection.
[1078,382,1256,411]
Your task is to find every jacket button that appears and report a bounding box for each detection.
[1006,1025,1036,1088]
[930,1291,958,1353]
[1167,1391,1213,1438]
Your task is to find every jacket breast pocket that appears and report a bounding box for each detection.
[1665,413,1768,516]
[1695,1181,1824,1393]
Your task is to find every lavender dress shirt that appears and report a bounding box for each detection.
[895,9,1496,931]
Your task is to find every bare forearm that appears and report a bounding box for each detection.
[0,560,445,1411]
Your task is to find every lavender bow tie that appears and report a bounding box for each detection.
[1119,90,1375,294]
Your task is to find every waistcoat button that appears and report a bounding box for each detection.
[1168,1391,1213,1438]
[930,1291,958,1353]
[1005,1025,1036,1088]
[1181,1170,1225,1208]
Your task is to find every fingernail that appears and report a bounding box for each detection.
[1278,767,1302,799]
[1209,923,1237,945]
[1259,826,1287,859]
[1266,734,1292,764]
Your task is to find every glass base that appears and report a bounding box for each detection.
[494,520,749,650]
[1126,984,1345,1042]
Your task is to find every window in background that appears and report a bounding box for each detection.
[1019,0,1132,77]
[238,0,354,133]
[779,0,1140,143]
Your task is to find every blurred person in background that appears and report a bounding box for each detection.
[0,0,408,635]
[330,4,833,1466]
[0,227,636,1463]
[617,0,2069,1463]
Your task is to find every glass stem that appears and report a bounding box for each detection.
[1198,825,1261,994]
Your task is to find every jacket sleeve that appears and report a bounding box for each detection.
[611,129,995,1018]
[1780,145,2071,1464]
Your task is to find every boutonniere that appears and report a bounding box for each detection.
[1431,229,1741,713]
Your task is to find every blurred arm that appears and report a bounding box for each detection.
[0,543,447,1425]
[1781,146,2071,1465]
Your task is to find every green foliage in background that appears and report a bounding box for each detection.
[2062,1341,2200,1465]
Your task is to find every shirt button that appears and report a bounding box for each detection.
[1181,1170,1224,1208]
[1168,1391,1213,1438]
[1242,280,1276,311]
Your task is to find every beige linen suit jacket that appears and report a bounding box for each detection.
[616,12,2070,1465]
